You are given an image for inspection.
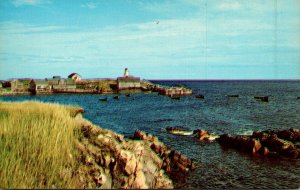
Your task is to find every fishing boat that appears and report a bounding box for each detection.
[254,96,269,102]
[195,94,204,99]
[226,95,239,98]
[99,97,108,102]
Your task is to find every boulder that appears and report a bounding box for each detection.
[132,130,196,183]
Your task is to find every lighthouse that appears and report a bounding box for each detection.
[124,68,129,77]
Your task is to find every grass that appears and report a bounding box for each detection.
[0,101,82,188]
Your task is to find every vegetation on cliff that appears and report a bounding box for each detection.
[0,101,82,188]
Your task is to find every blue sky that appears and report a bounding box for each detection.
[0,0,299,80]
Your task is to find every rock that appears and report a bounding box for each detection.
[133,130,196,184]
[133,130,148,140]
[166,127,193,136]
[219,129,300,159]
[252,132,270,142]
[193,129,208,138]
[77,122,176,189]
[118,150,137,175]
[193,129,219,142]
[259,146,270,156]
[151,143,164,155]
[251,139,262,155]
[132,170,148,189]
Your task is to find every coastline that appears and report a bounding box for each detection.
[0,101,194,189]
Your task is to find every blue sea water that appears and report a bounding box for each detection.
[1,80,300,189]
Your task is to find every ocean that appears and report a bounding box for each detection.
[1,80,300,189]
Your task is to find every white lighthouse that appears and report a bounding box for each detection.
[124,68,129,77]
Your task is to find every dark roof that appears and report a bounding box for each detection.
[68,73,81,78]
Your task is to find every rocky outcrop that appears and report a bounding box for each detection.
[132,131,196,183]
[165,127,219,142]
[74,115,194,189]
[193,129,219,142]
[165,127,193,136]
[217,129,300,158]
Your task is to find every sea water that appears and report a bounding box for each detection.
[1,80,300,188]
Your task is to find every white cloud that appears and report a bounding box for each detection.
[0,22,64,33]
[12,0,51,7]
[217,1,241,11]
[81,2,97,9]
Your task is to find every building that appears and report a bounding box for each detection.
[29,79,52,93]
[117,68,141,90]
[59,78,76,89]
[68,73,81,82]
[11,79,32,92]
[46,78,76,90]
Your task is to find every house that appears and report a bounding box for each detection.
[0,81,11,88]
[11,79,32,92]
[117,68,141,90]
[46,78,76,90]
[29,79,52,93]
[60,78,76,89]
[68,73,81,82]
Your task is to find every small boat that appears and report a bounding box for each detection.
[254,96,269,102]
[125,94,131,97]
[99,97,107,102]
[195,95,204,99]
[226,95,239,98]
[113,96,119,100]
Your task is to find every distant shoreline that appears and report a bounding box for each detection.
[149,79,300,82]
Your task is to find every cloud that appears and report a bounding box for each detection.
[1,0,300,79]
[217,1,241,11]
[12,0,50,7]
[81,2,97,9]
[0,22,64,34]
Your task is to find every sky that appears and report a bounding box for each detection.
[0,0,299,80]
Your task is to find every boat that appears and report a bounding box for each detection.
[254,96,269,102]
[226,95,239,98]
[113,96,119,100]
[195,95,204,99]
[99,97,107,102]
[125,94,130,97]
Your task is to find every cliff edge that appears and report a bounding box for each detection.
[74,111,195,189]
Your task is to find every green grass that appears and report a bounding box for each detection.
[0,101,82,188]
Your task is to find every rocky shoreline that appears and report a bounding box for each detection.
[218,128,300,158]
[74,112,195,189]
[165,127,300,159]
